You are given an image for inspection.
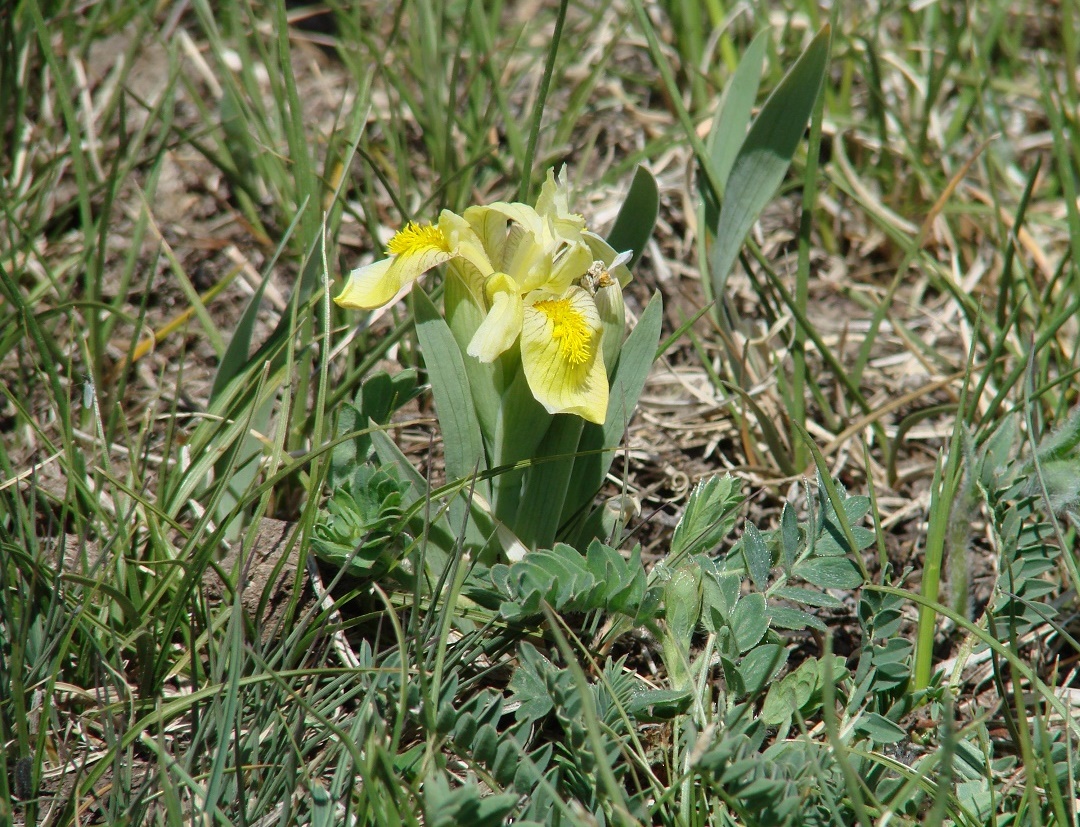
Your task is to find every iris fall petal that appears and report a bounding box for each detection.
[520,287,608,424]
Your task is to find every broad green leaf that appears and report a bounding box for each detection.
[664,564,703,646]
[981,415,1018,480]
[443,268,504,447]
[855,713,907,745]
[742,522,772,589]
[767,605,827,632]
[490,542,652,620]
[413,287,488,500]
[514,414,584,550]
[736,644,788,696]
[601,289,663,449]
[732,592,768,652]
[780,502,800,571]
[840,494,872,522]
[702,28,770,228]
[588,542,648,615]
[330,402,364,490]
[772,586,844,609]
[761,678,798,727]
[793,556,863,589]
[605,165,659,270]
[816,525,877,556]
[311,467,410,577]
[761,664,814,732]
[490,358,551,526]
[508,643,556,724]
[370,426,427,500]
[786,660,820,709]
[627,688,692,721]
[877,638,914,664]
[423,771,518,827]
[701,568,742,631]
[955,781,995,822]
[709,25,831,298]
[720,656,744,697]
[671,475,743,558]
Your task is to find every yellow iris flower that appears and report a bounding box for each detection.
[334,170,630,425]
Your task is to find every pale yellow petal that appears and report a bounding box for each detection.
[500,226,556,288]
[483,201,547,239]
[468,288,523,363]
[520,287,608,423]
[464,205,511,270]
[388,244,453,285]
[464,204,557,289]
[333,257,398,309]
[439,210,493,278]
[536,167,586,238]
[534,168,564,218]
[335,221,453,310]
[483,271,522,304]
[548,240,596,293]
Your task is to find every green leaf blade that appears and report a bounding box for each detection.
[793,556,863,590]
[709,25,832,298]
[605,165,659,270]
[413,287,488,499]
[702,28,770,230]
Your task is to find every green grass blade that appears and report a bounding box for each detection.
[519,0,569,200]
[914,353,975,691]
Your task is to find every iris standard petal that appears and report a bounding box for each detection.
[468,287,524,363]
[465,203,554,292]
[464,205,513,271]
[547,240,596,294]
[482,201,548,240]
[520,287,608,424]
[439,210,493,279]
[535,167,586,239]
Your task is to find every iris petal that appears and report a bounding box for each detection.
[468,287,523,362]
[334,222,454,310]
[520,287,608,424]
[535,167,586,239]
